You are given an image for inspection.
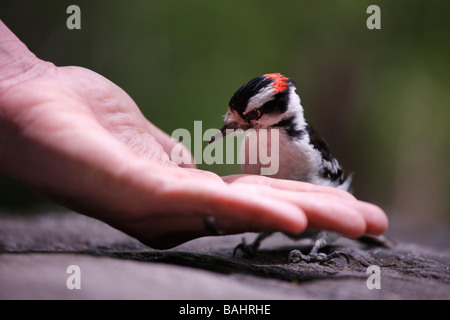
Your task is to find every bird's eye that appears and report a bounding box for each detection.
[246,109,261,121]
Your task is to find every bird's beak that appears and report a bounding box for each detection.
[209,122,250,144]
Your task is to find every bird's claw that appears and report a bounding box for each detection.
[288,249,350,264]
[232,238,258,258]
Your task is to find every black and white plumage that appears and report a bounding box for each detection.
[212,73,358,262]
[218,73,352,191]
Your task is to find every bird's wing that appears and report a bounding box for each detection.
[305,124,349,188]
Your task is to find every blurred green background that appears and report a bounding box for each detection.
[0,1,449,241]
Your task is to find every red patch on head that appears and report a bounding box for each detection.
[264,73,289,94]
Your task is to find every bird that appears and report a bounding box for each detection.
[209,73,389,263]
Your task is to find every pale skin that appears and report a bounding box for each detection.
[0,20,388,249]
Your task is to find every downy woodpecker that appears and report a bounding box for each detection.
[210,73,384,263]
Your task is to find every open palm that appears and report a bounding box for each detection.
[0,21,387,249]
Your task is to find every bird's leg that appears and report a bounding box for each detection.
[233,232,274,258]
[203,218,274,259]
[288,231,350,264]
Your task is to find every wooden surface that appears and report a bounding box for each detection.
[0,212,449,299]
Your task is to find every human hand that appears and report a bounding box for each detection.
[0,20,388,249]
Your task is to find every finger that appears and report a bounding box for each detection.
[126,181,309,249]
[245,185,368,238]
[158,180,309,235]
[223,174,356,200]
[223,174,388,236]
[352,200,388,235]
[119,165,310,248]
[213,184,309,235]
